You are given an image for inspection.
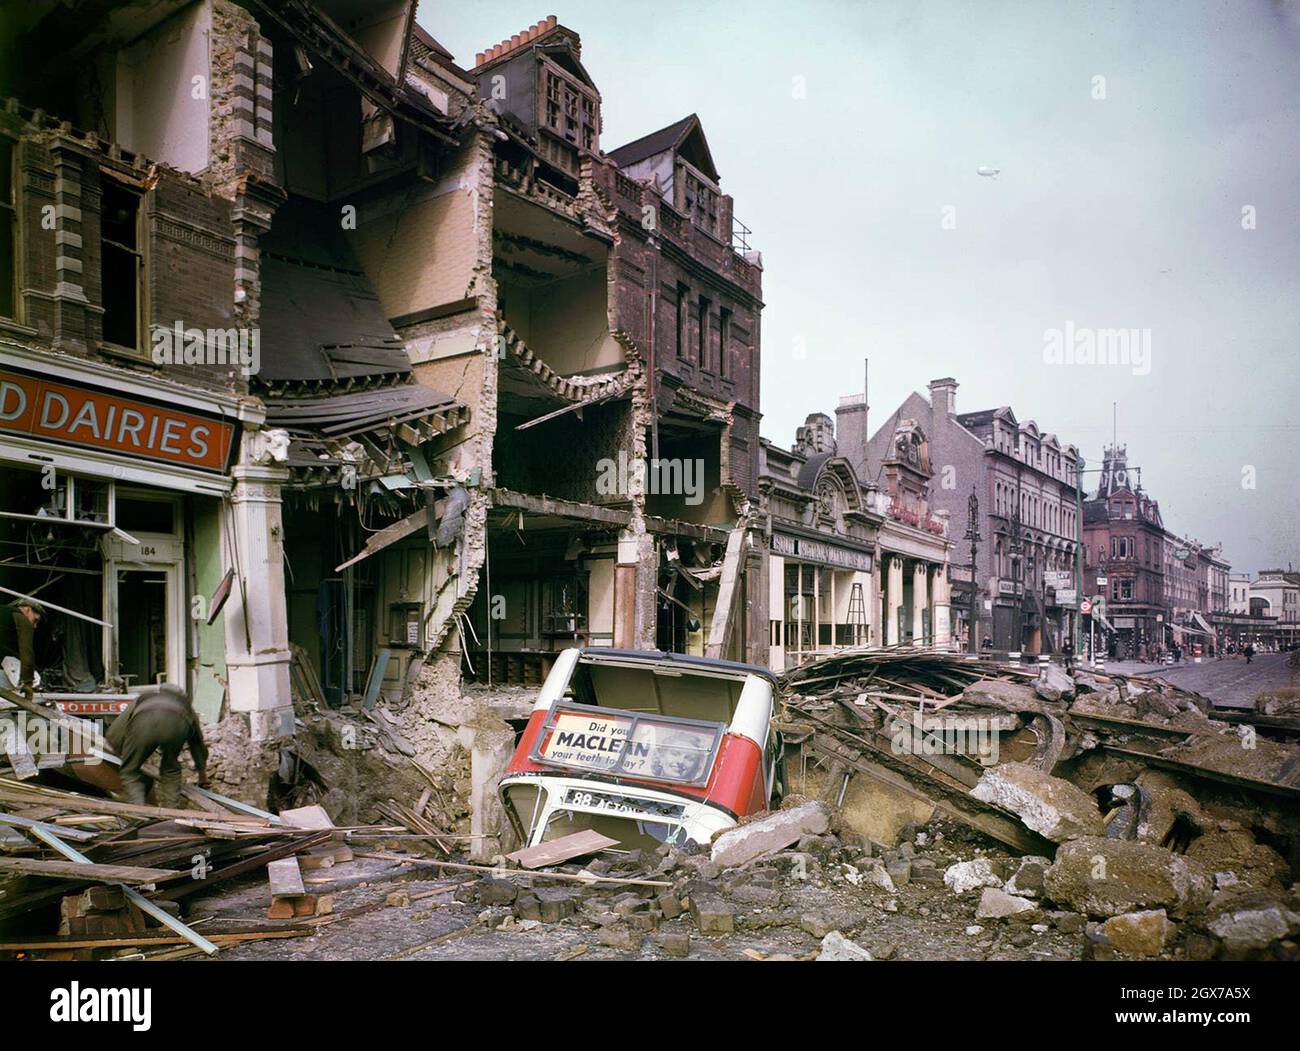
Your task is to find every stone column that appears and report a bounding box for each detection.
[887,557,904,646]
[931,563,952,649]
[223,457,294,741]
[912,562,929,644]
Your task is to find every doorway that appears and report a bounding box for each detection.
[116,569,167,686]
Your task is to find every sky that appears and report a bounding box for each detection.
[420,0,1300,574]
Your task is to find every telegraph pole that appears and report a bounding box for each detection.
[965,487,982,653]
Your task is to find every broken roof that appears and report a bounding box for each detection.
[257,197,409,384]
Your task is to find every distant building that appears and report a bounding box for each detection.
[759,414,881,670]
[1161,533,1230,654]
[857,378,1083,653]
[1082,446,1166,659]
[1228,573,1252,614]
[758,409,951,670]
[1251,570,1300,648]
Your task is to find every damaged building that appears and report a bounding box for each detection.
[456,20,766,682]
[0,2,764,811]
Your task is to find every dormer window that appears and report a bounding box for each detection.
[540,62,598,155]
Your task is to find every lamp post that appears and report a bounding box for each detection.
[1074,458,1085,654]
[1010,482,1024,655]
[964,487,982,653]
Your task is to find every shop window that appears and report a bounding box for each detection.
[100,179,144,351]
[0,137,16,320]
[74,479,110,523]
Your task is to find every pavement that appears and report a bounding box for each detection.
[1088,651,1299,709]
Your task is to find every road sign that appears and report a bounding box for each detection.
[1097,576,1108,587]
[1080,599,1092,615]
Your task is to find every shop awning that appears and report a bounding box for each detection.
[265,383,466,441]
[267,381,468,489]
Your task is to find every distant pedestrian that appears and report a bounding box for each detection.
[1062,637,1075,675]
[1244,642,1255,665]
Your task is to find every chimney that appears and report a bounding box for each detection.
[835,394,868,478]
[475,15,560,69]
[928,377,958,420]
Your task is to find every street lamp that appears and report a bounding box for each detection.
[1010,482,1024,654]
[964,487,981,653]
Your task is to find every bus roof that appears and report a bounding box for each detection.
[574,647,780,686]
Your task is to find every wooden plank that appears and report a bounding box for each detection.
[172,819,291,839]
[334,505,438,573]
[505,829,619,870]
[266,857,306,898]
[0,928,312,951]
[0,856,176,884]
[487,488,631,528]
[0,812,100,841]
[5,743,38,780]
[279,804,335,830]
[705,519,748,660]
[362,648,391,709]
[155,830,334,902]
[0,783,263,823]
[179,785,230,815]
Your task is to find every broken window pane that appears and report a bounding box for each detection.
[100,180,142,349]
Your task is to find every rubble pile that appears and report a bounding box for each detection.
[201,658,480,831]
[778,648,1300,960]
[4,652,1298,961]
[0,778,359,958]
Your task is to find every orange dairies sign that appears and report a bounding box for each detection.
[0,369,235,472]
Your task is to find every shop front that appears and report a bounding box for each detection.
[768,529,874,670]
[0,345,260,723]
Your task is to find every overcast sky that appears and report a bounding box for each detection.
[422,0,1300,574]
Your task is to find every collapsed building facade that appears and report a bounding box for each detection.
[0,1,764,795]
[459,22,766,681]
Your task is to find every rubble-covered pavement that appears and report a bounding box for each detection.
[4,651,1298,963]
